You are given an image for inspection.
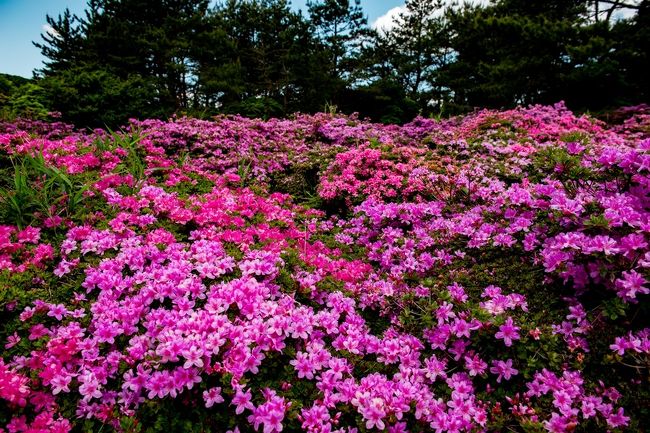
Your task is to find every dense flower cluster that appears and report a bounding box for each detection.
[0,103,648,432]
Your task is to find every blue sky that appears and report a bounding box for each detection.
[0,0,405,78]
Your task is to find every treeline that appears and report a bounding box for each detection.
[2,0,649,126]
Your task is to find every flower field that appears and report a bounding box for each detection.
[0,103,649,432]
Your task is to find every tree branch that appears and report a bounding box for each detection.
[597,0,641,9]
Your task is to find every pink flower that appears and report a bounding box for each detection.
[50,373,73,395]
[232,386,254,415]
[615,270,649,300]
[495,316,520,347]
[248,390,289,433]
[448,282,468,303]
[203,387,224,408]
[54,258,80,277]
[47,304,69,321]
[490,359,518,383]
[290,351,316,379]
[464,353,487,376]
[78,371,103,401]
[543,413,571,433]
[360,397,386,430]
[424,355,447,382]
[606,407,630,428]
[95,322,119,344]
[300,404,330,430]
[146,371,174,399]
[182,346,205,369]
[529,327,541,340]
[4,332,21,349]
[17,227,41,244]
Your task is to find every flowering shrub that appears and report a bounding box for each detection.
[0,103,648,432]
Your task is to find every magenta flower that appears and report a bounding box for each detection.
[290,352,316,379]
[0,107,645,432]
[182,346,204,369]
[464,353,488,376]
[248,390,289,433]
[50,373,73,395]
[360,397,387,430]
[490,359,518,383]
[495,316,521,347]
[46,304,68,321]
[606,407,630,428]
[615,270,649,300]
[4,332,21,349]
[78,371,102,402]
[203,387,224,408]
[232,386,254,415]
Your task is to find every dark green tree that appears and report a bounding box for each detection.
[197,0,329,117]
[438,0,586,110]
[27,0,650,124]
[0,74,51,121]
[307,0,369,83]
[35,0,209,126]
[376,0,450,109]
[436,0,648,112]
[191,11,245,114]
[34,9,85,75]
[606,1,650,107]
[78,0,209,112]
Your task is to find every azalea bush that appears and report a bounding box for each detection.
[0,102,648,433]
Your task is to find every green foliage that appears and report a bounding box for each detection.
[23,0,650,125]
[438,0,649,111]
[370,0,449,107]
[337,78,419,124]
[0,152,87,228]
[229,97,284,120]
[40,68,160,127]
[0,74,51,121]
[106,127,149,182]
[35,0,209,126]
[0,157,41,228]
[307,0,368,80]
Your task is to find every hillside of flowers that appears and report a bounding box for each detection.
[0,103,649,433]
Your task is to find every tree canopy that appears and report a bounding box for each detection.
[2,0,644,126]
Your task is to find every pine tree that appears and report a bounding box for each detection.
[35,0,209,125]
[33,9,85,76]
[380,0,449,105]
[307,0,369,81]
